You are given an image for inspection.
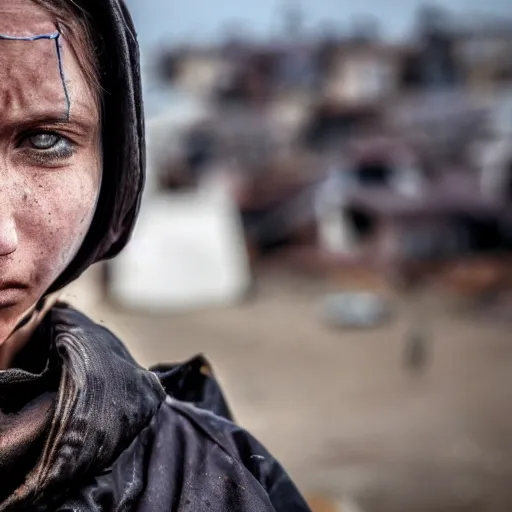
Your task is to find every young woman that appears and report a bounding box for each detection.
[0,1,311,510]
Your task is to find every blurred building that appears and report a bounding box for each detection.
[130,5,512,296]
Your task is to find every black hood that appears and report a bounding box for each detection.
[50,0,145,292]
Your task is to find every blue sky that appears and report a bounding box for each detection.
[126,0,512,49]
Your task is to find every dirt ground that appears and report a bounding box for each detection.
[64,267,512,512]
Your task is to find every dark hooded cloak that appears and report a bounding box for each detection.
[0,1,311,511]
[50,0,146,292]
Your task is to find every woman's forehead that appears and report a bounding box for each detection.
[0,0,55,36]
[0,2,97,127]
[1,44,66,123]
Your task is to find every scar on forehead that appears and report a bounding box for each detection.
[0,31,71,120]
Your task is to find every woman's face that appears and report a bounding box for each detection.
[0,0,101,344]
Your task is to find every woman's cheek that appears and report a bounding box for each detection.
[29,169,99,285]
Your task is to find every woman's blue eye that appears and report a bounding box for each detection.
[20,131,76,165]
[29,133,61,150]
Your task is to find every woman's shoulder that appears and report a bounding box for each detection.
[64,354,311,512]
[148,355,311,512]
[59,358,311,511]
[116,389,312,512]
[48,307,311,511]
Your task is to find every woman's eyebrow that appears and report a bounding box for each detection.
[2,110,98,136]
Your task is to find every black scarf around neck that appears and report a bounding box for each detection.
[0,304,165,511]
[0,317,59,504]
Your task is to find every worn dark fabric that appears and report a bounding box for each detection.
[151,356,235,421]
[0,304,165,511]
[0,391,55,504]
[0,306,310,511]
[58,398,311,512]
[0,319,59,503]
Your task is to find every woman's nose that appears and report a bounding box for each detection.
[0,216,18,256]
